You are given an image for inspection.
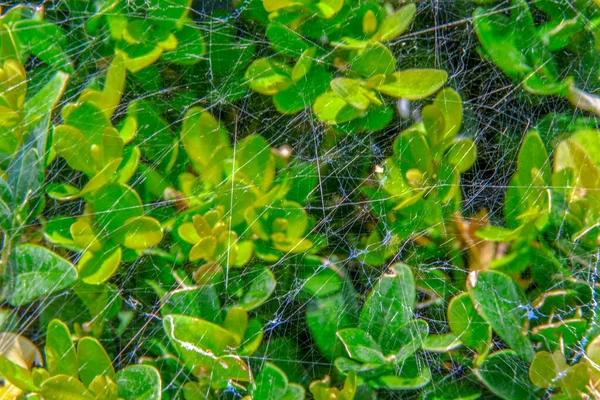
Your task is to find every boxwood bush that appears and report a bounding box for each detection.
[0,0,599,399]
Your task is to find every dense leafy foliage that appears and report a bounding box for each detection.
[0,0,600,399]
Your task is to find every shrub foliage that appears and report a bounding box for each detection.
[0,0,600,399]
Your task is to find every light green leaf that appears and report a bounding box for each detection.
[313,91,364,125]
[236,135,276,191]
[53,125,95,176]
[114,216,163,250]
[292,48,316,82]
[92,184,144,236]
[23,71,69,128]
[181,107,230,175]
[41,374,95,399]
[351,43,396,77]
[163,314,239,368]
[446,139,477,173]
[46,319,78,377]
[77,337,115,386]
[46,183,81,201]
[422,333,462,352]
[330,78,376,111]
[78,246,122,285]
[372,3,417,43]
[376,69,447,100]
[245,58,293,96]
[433,88,463,143]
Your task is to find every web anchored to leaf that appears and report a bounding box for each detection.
[0,0,599,399]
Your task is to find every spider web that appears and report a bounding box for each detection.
[2,0,600,399]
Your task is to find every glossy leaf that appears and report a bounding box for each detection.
[9,244,78,306]
[116,365,161,400]
[468,271,534,361]
[376,69,448,100]
[476,350,537,399]
[77,337,115,386]
[359,263,416,346]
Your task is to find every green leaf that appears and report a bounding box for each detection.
[274,65,331,114]
[147,0,190,29]
[529,351,560,389]
[23,71,69,128]
[351,43,396,77]
[238,267,276,311]
[245,58,293,96]
[266,22,309,57]
[376,69,447,99]
[46,183,81,201]
[8,147,43,210]
[53,125,95,176]
[517,131,550,185]
[448,293,491,351]
[9,244,78,306]
[0,354,38,392]
[422,333,462,352]
[472,8,531,80]
[433,88,462,143]
[336,328,386,364]
[422,105,446,147]
[92,184,144,236]
[161,23,205,65]
[476,350,537,400]
[330,78,376,111]
[116,365,162,400]
[371,357,431,390]
[14,20,73,73]
[468,271,534,361]
[41,374,95,399]
[446,139,477,173]
[46,319,78,377]
[390,319,429,361]
[372,3,416,43]
[114,216,163,250]
[313,91,364,124]
[359,263,416,346]
[307,293,356,360]
[253,362,289,400]
[77,337,115,386]
[156,286,222,324]
[181,107,230,176]
[236,135,275,191]
[282,383,306,400]
[78,246,122,285]
[292,48,316,82]
[303,266,342,298]
[163,314,239,368]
